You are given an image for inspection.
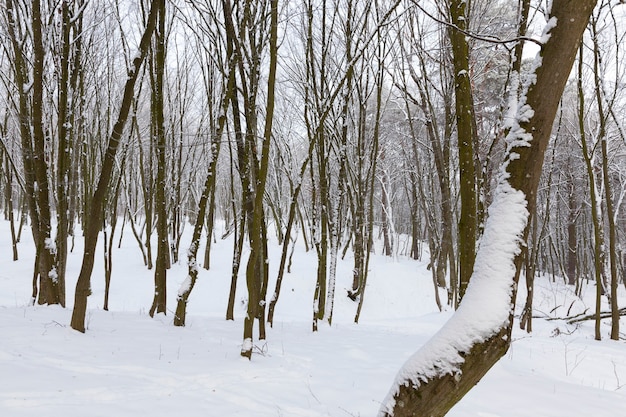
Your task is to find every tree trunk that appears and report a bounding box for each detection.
[103,164,124,311]
[312,129,329,331]
[449,0,477,304]
[577,46,605,341]
[6,0,61,306]
[1,141,19,261]
[226,137,244,321]
[54,0,75,308]
[149,0,168,318]
[566,171,578,286]
[410,51,453,292]
[220,0,278,358]
[381,163,394,257]
[380,1,596,415]
[174,36,232,325]
[5,0,40,302]
[589,13,619,341]
[71,0,160,332]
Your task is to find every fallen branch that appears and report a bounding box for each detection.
[567,308,626,324]
[544,307,626,324]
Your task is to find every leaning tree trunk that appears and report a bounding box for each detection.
[70,0,160,332]
[379,1,597,416]
[149,0,168,318]
[174,49,233,326]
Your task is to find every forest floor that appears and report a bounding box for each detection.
[1,220,625,416]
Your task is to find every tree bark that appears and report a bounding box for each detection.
[220,0,278,358]
[5,0,40,304]
[5,0,61,305]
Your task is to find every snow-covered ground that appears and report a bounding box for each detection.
[1,220,625,416]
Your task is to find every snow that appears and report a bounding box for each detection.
[44,237,56,254]
[540,17,558,44]
[48,266,58,283]
[177,275,192,297]
[242,337,253,353]
[187,253,198,273]
[1,219,625,417]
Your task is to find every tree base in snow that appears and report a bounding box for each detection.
[381,325,510,417]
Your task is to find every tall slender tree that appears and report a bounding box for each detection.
[71,0,161,332]
[174,0,234,326]
[448,0,477,304]
[149,0,168,318]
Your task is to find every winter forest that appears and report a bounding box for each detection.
[1,0,625,415]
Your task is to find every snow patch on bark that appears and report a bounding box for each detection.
[242,338,253,353]
[178,276,192,298]
[44,237,56,254]
[540,17,558,44]
[49,266,58,283]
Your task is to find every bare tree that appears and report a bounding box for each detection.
[393,7,457,301]
[174,0,233,326]
[448,0,477,304]
[71,0,161,333]
[219,0,278,358]
[149,0,168,318]
[590,4,619,341]
[577,44,607,341]
[55,0,86,308]
[4,0,60,305]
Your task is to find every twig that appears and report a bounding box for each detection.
[410,0,544,48]
[613,360,625,391]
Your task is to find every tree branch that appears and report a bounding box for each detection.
[410,0,544,48]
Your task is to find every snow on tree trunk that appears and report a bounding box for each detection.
[379,1,597,415]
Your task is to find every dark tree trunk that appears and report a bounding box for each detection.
[71,0,160,332]
[577,47,605,341]
[174,45,231,325]
[591,15,619,341]
[149,0,168,318]
[449,0,477,304]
